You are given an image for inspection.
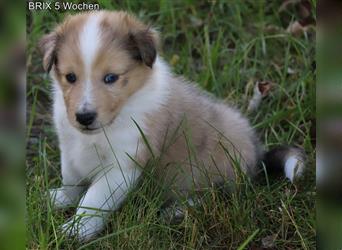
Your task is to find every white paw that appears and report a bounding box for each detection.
[61,214,104,242]
[49,188,75,209]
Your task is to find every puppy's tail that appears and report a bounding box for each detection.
[261,146,306,183]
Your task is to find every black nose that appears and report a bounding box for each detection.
[75,112,97,126]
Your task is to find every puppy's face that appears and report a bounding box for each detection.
[40,11,158,133]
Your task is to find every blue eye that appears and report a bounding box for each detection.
[66,73,77,83]
[103,73,119,84]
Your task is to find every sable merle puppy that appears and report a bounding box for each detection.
[40,10,305,241]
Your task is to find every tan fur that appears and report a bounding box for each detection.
[142,78,260,198]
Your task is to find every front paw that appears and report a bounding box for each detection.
[49,188,74,209]
[61,214,104,242]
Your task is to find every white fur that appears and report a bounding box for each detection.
[78,13,102,111]
[284,154,304,182]
[51,57,170,241]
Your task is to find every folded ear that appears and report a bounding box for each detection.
[125,28,159,68]
[39,32,58,73]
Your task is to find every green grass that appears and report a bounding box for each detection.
[27,0,316,249]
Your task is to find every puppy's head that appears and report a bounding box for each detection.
[40,11,159,133]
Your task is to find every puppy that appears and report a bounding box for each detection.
[40,10,305,241]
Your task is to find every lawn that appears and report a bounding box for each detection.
[26,0,316,249]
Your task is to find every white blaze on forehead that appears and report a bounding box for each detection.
[80,13,102,73]
[79,13,102,110]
